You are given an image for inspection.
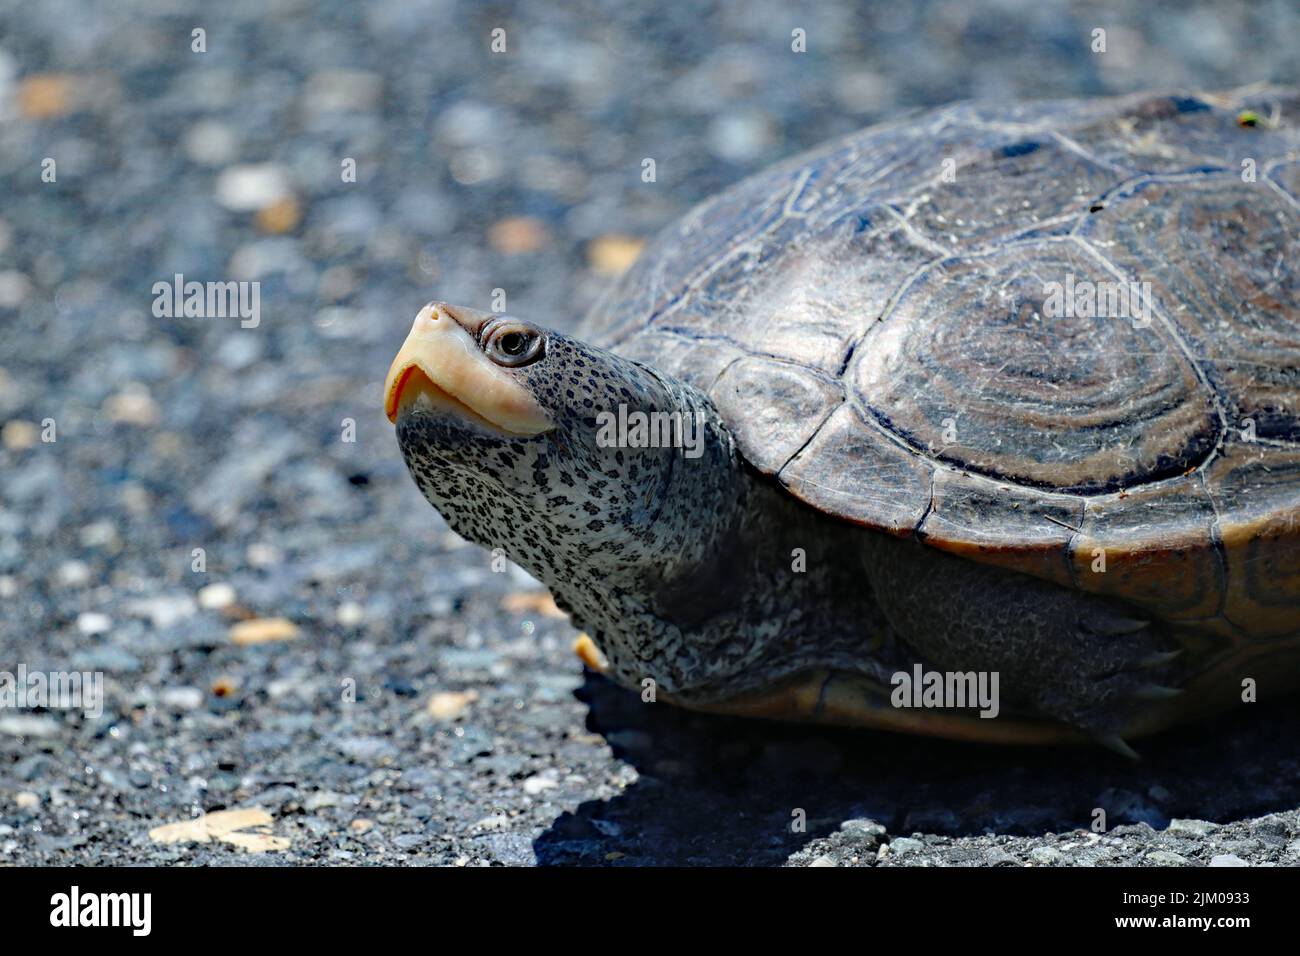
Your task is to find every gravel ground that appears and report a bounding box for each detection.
[3,0,1300,866]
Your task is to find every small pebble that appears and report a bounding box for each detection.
[488,217,547,255]
[79,521,119,548]
[0,271,28,308]
[888,837,925,858]
[229,617,300,646]
[707,111,774,162]
[215,164,293,212]
[17,73,74,118]
[210,676,240,699]
[304,792,341,811]
[522,775,558,795]
[128,594,197,629]
[182,120,237,165]
[586,235,645,276]
[0,716,60,737]
[160,687,204,711]
[337,601,365,626]
[198,582,236,610]
[57,561,91,586]
[436,101,504,147]
[1167,818,1217,837]
[102,385,160,426]
[75,612,112,635]
[256,196,302,234]
[1146,850,1190,866]
[427,690,478,721]
[2,419,38,451]
[247,543,283,567]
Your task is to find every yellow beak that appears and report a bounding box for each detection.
[383,302,553,436]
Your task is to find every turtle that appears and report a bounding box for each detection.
[384,86,1300,754]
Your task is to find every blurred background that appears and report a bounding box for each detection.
[2,0,1299,866]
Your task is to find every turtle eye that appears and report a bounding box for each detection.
[483,320,545,368]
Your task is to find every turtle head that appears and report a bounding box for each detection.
[386,301,824,700]
[384,302,556,439]
[386,303,744,619]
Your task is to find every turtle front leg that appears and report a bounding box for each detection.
[862,534,1186,752]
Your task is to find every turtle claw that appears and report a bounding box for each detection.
[1132,683,1183,701]
[1088,615,1151,636]
[1094,733,1140,761]
[1137,649,1184,669]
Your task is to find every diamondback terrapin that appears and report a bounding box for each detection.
[385,87,1300,753]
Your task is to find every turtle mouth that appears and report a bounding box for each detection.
[389,363,538,436]
[384,302,554,437]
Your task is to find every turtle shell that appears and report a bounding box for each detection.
[581,87,1300,645]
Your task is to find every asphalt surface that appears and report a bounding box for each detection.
[3,0,1300,866]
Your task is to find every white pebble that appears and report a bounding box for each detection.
[79,521,118,548]
[0,715,60,737]
[436,101,503,147]
[126,594,197,629]
[522,775,558,795]
[198,582,236,610]
[0,270,31,308]
[182,120,237,166]
[708,112,774,162]
[214,334,262,370]
[76,612,112,635]
[215,163,292,212]
[247,542,283,567]
[160,687,204,711]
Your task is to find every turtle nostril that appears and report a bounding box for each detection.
[413,303,447,333]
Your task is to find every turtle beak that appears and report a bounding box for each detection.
[383,302,553,436]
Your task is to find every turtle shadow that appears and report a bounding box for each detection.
[533,672,1300,865]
